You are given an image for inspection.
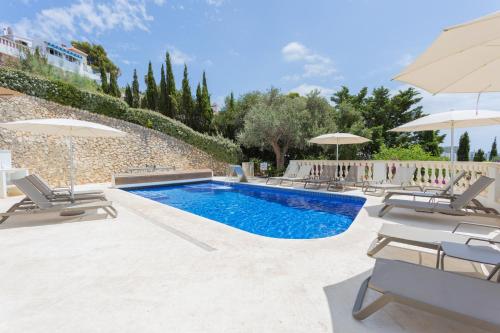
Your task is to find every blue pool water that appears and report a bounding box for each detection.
[127,181,365,239]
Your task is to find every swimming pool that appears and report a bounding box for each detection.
[127,181,365,239]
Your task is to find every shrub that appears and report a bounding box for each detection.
[373,144,446,161]
[0,67,241,163]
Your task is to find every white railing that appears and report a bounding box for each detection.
[292,159,500,205]
[0,36,29,58]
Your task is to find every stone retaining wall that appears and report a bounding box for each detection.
[0,95,228,186]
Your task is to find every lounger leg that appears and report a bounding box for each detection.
[367,237,392,257]
[486,264,500,281]
[352,277,393,320]
[378,205,393,217]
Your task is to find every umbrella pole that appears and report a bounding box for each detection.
[450,125,455,196]
[336,141,339,180]
[68,136,75,201]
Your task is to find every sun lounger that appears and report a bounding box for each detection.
[278,164,313,185]
[26,174,104,200]
[303,165,335,189]
[379,176,497,218]
[363,166,419,196]
[384,170,467,200]
[352,259,500,331]
[437,241,500,281]
[266,162,299,184]
[367,222,500,257]
[0,178,117,223]
[327,165,364,191]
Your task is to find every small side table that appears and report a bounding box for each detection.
[437,241,500,282]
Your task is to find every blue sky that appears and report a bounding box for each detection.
[2,0,500,152]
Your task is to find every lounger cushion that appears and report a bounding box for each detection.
[384,198,452,211]
[378,223,470,245]
[370,259,500,326]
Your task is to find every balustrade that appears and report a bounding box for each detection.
[291,159,500,204]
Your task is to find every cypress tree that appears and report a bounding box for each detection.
[193,83,203,131]
[124,84,133,107]
[473,149,486,162]
[180,64,193,125]
[200,71,213,133]
[131,69,140,108]
[490,137,498,161]
[99,64,108,94]
[165,52,177,118]
[158,64,168,115]
[457,131,470,161]
[144,61,158,111]
[140,95,148,109]
[109,71,121,97]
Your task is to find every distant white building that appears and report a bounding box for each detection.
[0,27,100,82]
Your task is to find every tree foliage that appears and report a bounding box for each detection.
[457,132,470,161]
[158,64,168,116]
[144,61,158,111]
[490,137,498,161]
[131,69,140,108]
[373,144,445,161]
[108,70,121,98]
[124,84,133,107]
[473,149,486,162]
[71,41,119,74]
[238,88,335,168]
[165,52,178,119]
[180,64,194,125]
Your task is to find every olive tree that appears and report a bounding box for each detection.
[238,89,310,169]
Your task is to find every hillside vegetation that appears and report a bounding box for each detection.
[0,67,241,163]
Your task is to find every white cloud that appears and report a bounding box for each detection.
[4,0,154,42]
[166,45,194,65]
[289,84,335,98]
[281,41,337,79]
[152,0,165,5]
[206,0,225,6]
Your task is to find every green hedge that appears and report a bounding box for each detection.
[0,67,241,163]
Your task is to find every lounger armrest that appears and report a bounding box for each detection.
[465,237,500,245]
[452,222,500,234]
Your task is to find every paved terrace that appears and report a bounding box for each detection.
[0,179,498,333]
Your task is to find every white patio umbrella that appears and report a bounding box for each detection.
[393,11,500,111]
[389,110,500,194]
[309,133,370,176]
[0,118,126,199]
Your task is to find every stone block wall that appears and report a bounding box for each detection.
[0,95,229,186]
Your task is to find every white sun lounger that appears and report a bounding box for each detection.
[363,166,420,196]
[26,174,104,200]
[1,178,117,224]
[352,259,500,331]
[384,170,467,200]
[278,164,313,185]
[303,165,335,189]
[379,176,497,218]
[367,222,500,257]
[266,162,299,184]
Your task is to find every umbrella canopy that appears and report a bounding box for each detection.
[0,118,126,199]
[393,11,500,94]
[0,118,126,137]
[388,110,500,132]
[309,133,370,178]
[390,110,500,194]
[309,132,371,145]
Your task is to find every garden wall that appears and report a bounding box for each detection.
[0,95,228,186]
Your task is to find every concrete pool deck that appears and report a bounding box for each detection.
[0,179,498,332]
